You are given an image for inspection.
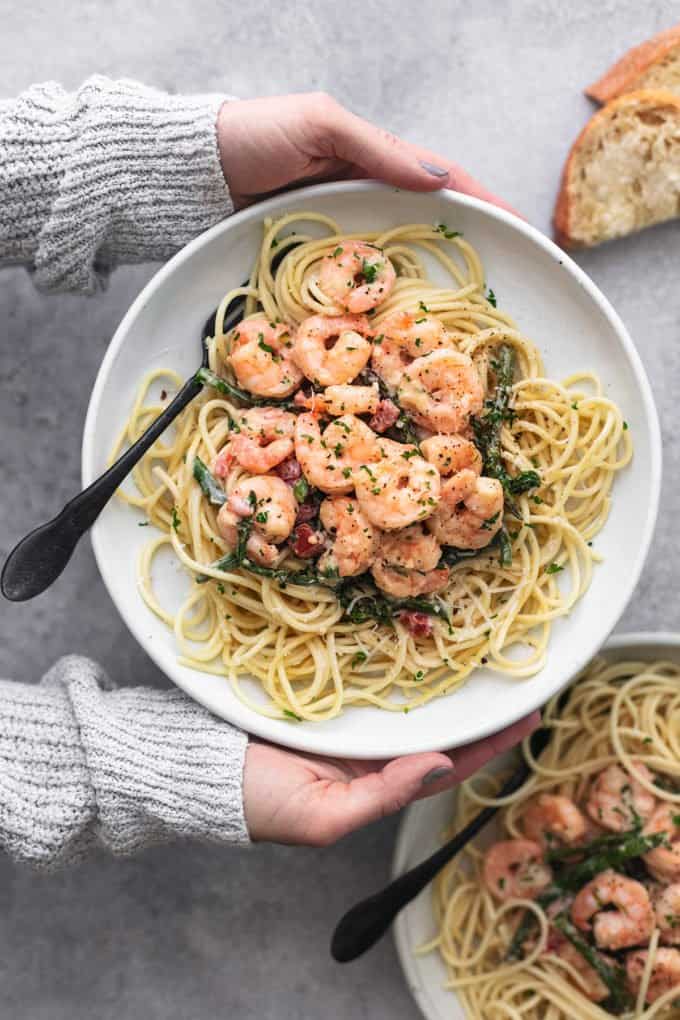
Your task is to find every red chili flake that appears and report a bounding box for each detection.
[399,611,433,638]
[369,399,400,433]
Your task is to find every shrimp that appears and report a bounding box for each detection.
[216,507,280,566]
[653,883,680,944]
[644,804,680,882]
[214,407,295,476]
[294,412,380,496]
[371,524,449,598]
[427,469,504,549]
[547,936,612,1003]
[522,794,587,849]
[217,475,297,566]
[227,316,303,398]
[626,948,680,1005]
[317,497,379,578]
[371,311,453,390]
[294,384,380,417]
[586,762,658,833]
[397,348,484,434]
[353,438,441,530]
[292,314,373,386]
[483,839,553,902]
[420,434,482,477]
[318,241,396,314]
[571,871,654,951]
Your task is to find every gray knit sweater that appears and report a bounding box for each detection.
[0,77,250,867]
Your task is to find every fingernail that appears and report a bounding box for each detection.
[421,766,455,786]
[419,160,449,179]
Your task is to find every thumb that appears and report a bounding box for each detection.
[329,107,451,192]
[328,105,518,213]
[323,752,458,841]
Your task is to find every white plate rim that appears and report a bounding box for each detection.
[81,180,662,759]
[391,630,680,1020]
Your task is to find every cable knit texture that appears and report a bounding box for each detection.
[0,78,249,867]
[0,76,234,292]
[0,657,249,869]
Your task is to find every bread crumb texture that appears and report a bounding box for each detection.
[558,90,680,247]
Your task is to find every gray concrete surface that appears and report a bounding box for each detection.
[0,1,678,1017]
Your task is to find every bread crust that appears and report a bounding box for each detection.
[553,89,680,248]
[586,23,680,103]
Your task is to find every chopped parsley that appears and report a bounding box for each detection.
[351,651,367,668]
[486,287,497,307]
[257,334,279,360]
[283,709,302,722]
[293,478,309,503]
[546,562,564,575]
[435,223,461,240]
[171,507,181,531]
[361,258,380,283]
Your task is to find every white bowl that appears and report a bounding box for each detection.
[392,631,680,1020]
[82,181,661,759]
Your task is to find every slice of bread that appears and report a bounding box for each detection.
[586,24,680,103]
[554,89,680,248]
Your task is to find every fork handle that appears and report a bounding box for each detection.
[1,374,202,602]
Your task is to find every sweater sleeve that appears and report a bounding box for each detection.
[0,655,250,869]
[0,76,234,293]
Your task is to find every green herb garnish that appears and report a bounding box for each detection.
[193,456,227,507]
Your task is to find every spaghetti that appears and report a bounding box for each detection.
[422,657,680,1018]
[113,212,632,722]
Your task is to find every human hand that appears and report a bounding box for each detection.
[217,92,514,213]
[242,712,539,845]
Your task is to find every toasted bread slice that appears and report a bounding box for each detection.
[586,24,680,103]
[554,89,680,248]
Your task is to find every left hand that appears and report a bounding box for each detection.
[243,712,539,845]
[216,91,515,213]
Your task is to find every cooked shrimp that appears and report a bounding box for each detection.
[397,348,484,433]
[227,316,302,398]
[483,839,553,902]
[371,524,449,598]
[547,936,611,1003]
[654,883,680,944]
[371,311,453,390]
[216,507,280,566]
[644,804,680,882]
[317,497,379,578]
[292,314,373,386]
[227,474,297,548]
[571,871,654,951]
[626,948,680,1005]
[294,413,380,496]
[427,469,504,549]
[420,434,483,477]
[586,762,658,833]
[354,439,441,530]
[214,407,296,476]
[318,241,396,314]
[522,794,587,849]
[294,384,380,417]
